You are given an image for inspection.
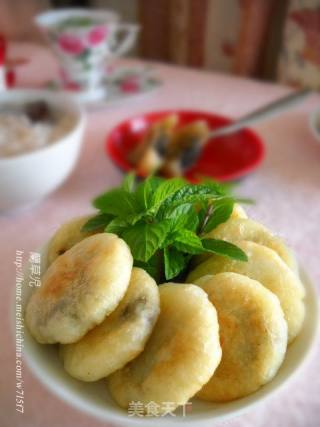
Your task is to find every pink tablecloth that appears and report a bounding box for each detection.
[1,43,319,427]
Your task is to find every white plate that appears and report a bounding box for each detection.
[20,243,319,426]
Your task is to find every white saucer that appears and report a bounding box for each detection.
[44,66,162,110]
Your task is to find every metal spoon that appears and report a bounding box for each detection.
[180,88,311,171]
[207,88,311,139]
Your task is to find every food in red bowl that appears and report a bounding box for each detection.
[106,110,265,182]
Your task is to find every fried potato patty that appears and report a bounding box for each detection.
[195,273,288,402]
[25,233,133,344]
[108,284,221,414]
[197,218,297,271]
[60,268,160,381]
[231,204,247,219]
[47,215,97,265]
[187,241,305,343]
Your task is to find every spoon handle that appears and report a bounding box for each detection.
[208,88,311,139]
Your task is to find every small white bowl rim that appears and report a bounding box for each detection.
[309,107,320,142]
[18,244,319,427]
[0,89,85,163]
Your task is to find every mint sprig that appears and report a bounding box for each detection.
[164,247,189,280]
[81,213,113,232]
[83,174,248,281]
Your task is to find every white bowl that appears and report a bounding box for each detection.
[309,107,320,143]
[20,245,319,426]
[0,90,85,213]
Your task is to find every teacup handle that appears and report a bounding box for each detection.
[110,24,140,57]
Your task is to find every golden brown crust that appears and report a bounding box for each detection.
[60,268,160,381]
[25,233,133,344]
[47,215,98,265]
[195,217,297,272]
[108,284,221,413]
[188,241,305,343]
[195,273,287,402]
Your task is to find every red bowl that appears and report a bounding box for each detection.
[106,110,265,182]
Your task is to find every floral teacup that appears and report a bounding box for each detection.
[35,9,140,101]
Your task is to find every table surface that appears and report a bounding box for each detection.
[1,43,319,427]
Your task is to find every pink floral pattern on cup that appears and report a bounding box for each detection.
[58,34,85,55]
[88,25,108,46]
[120,76,141,93]
[64,81,82,91]
[36,9,139,100]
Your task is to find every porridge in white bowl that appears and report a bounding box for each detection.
[0,101,76,158]
[0,89,85,213]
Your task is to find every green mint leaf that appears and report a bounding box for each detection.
[202,238,248,261]
[125,211,148,226]
[168,184,223,202]
[157,184,226,218]
[134,251,163,282]
[136,176,165,210]
[122,172,136,193]
[200,180,229,196]
[122,221,170,262]
[202,199,234,234]
[93,188,139,216]
[196,201,209,231]
[134,260,159,282]
[201,178,241,196]
[172,229,204,254]
[163,203,199,231]
[81,213,114,232]
[164,246,188,280]
[105,217,129,235]
[151,178,186,207]
[235,197,255,205]
[90,175,250,282]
